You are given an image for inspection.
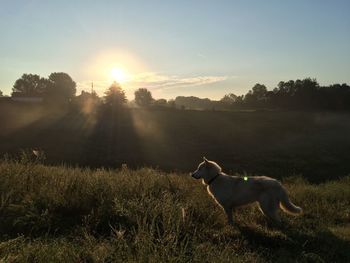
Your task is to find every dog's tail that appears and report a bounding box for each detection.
[279,187,303,215]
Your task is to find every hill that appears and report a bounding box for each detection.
[0,158,349,262]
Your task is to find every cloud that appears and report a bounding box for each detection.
[129,72,233,90]
[197,53,206,59]
[76,72,235,95]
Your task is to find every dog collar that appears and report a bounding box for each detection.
[207,173,220,185]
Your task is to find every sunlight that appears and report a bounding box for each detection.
[83,49,146,85]
[80,49,151,97]
[111,67,128,83]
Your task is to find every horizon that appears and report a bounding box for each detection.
[1,0,350,100]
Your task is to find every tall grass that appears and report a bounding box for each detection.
[0,156,349,262]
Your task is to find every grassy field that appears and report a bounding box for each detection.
[0,156,349,262]
[2,104,350,182]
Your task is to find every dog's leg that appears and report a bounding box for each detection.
[258,195,281,223]
[223,206,234,225]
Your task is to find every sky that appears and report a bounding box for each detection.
[0,0,349,100]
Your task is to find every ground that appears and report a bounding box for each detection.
[0,158,349,262]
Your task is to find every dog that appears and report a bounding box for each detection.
[191,157,302,225]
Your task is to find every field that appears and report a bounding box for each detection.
[0,157,349,262]
[1,105,350,262]
[1,104,350,182]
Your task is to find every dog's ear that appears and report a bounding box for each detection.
[203,156,209,165]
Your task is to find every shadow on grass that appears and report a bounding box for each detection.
[236,222,350,262]
[83,107,144,169]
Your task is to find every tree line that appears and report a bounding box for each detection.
[11,73,76,103]
[220,78,350,111]
[175,78,350,111]
[1,73,349,111]
[0,73,171,110]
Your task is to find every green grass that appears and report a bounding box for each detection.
[0,157,350,262]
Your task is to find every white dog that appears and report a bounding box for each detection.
[191,157,302,225]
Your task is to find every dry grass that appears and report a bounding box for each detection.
[0,156,349,262]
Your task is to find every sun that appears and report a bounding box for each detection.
[111,67,128,83]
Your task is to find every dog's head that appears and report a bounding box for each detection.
[191,157,222,181]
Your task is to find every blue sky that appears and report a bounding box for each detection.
[0,0,349,99]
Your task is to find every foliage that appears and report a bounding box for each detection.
[175,96,212,110]
[236,78,350,110]
[134,88,154,107]
[12,72,76,104]
[0,157,349,262]
[153,98,168,109]
[244,83,268,107]
[174,78,350,111]
[167,99,176,108]
[72,90,102,114]
[220,93,238,104]
[8,73,350,111]
[12,74,49,97]
[75,90,100,102]
[103,81,127,108]
[46,72,76,101]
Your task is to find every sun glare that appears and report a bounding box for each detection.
[111,67,128,83]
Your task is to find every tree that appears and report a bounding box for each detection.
[174,96,212,110]
[12,74,49,97]
[154,98,167,107]
[272,78,320,109]
[293,78,319,108]
[77,90,100,101]
[104,81,127,107]
[220,93,237,104]
[167,99,176,109]
[0,90,3,96]
[243,83,268,107]
[74,90,101,114]
[46,72,76,101]
[251,84,268,100]
[134,88,153,107]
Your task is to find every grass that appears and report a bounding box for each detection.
[0,156,349,262]
[2,105,350,182]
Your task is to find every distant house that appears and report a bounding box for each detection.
[11,97,44,103]
[11,92,44,103]
[0,96,12,103]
